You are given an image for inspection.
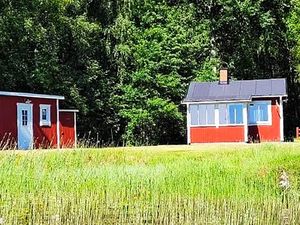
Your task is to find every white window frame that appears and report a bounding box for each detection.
[228,103,244,125]
[218,103,244,126]
[248,100,272,126]
[189,104,216,127]
[39,104,51,126]
[189,103,246,127]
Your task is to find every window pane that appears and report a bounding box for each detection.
[232,104,243,124]
[229,105,236,124]
[42,109,47,120]
[206,105,215,125]
[248,102,270,124]
[248,104,257,124]
[190,105,198,125]
[199,105,206,125]
[40,105,51,126]
[22,110,28,126]
[259,104,268,121]
[235,105,243,124]
[228,104,243,124]
[219,104,227,124]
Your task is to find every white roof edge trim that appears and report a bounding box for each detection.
[181,100,251,104]
[59,109,79,112]
[0,91,65,100]
[182,95,288,104]
[251,95,288,98]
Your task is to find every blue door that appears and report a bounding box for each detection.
[17,103,33,150]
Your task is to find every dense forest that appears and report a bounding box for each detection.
[0,0,299,145]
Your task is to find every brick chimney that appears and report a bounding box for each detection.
[219,68,229,85]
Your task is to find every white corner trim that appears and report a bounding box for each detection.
[74,112,77,148]
[279,96,284,141]
[56,99,60,149]
[243,103,248,142]
[0,91,64,100]
[187,103,191,144]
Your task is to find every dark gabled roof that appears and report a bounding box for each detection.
[182,78,287,103]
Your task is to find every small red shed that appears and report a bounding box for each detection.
[0,91,78,149]
[182,69,287,143]
[59,109,78,148]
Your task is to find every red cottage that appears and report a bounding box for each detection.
[182,69,288,143]
[0,91,78,149]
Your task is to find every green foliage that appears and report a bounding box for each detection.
[288,0,300,74]
[111,1,214,145]
[0,0,299,145]
[119,97,184,145]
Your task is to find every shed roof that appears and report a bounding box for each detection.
[0,91,65,100]
[59,109,79,113]
[182,78,287,103]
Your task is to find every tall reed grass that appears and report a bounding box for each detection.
[0,143,300,224]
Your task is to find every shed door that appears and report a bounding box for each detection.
[17,103,33,150]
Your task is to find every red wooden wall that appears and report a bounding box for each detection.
[248,98,280,142]
[59,112,76,148]
[0,96,58,149]
[190,126,244,143]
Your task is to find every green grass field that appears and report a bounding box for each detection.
[0,143,300,224]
